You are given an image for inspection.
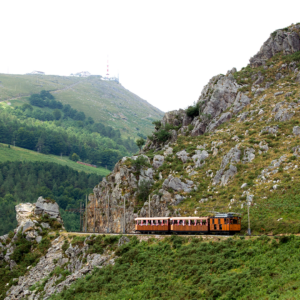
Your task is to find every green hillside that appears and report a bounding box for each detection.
[0,143,110,176]
[0,74,164,138]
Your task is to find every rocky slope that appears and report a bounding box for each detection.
[86,23,300,235]
[0,198,126,299]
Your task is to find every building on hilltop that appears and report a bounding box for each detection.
[71,71,91,77]
[28,70,45,75]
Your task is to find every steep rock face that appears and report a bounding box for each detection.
[144,69,250,151]
[250,25,300,67]
[191,70,250,136]
[86,155,178,233]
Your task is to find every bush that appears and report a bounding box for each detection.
[154,129,172,142]
[186,102,200,118]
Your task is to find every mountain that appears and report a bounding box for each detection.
[0,74,164,138]
[86,23,300,235]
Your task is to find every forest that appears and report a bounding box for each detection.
[0,90,138,170]
[0,161,102,235]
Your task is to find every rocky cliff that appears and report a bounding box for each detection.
[0,197,124,299]
[86,23,300,235]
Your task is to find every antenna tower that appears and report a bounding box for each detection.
[106,56,109,78]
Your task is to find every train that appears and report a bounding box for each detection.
[134,213,241,235]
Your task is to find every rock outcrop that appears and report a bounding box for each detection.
[250,25,300,67]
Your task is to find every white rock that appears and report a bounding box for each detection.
[241,183,247,189]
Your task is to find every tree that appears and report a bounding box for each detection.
[70,153,80,161]
[53,109,62,120]
[136,138,145,150]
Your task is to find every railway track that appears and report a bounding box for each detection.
[66,231,276,238]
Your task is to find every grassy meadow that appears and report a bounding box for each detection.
[0,143,110,176]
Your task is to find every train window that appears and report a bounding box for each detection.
[220,224,222,230]
[202,220,206,225]
[147,220,151,225]
[174,220,178,225]
[218,219,221,224]
[190,220,195,225]
[233,219,238,224]
[143,220,146,225]
[212,219,214,224]
[179,220,183,225]
[214,224,217,230]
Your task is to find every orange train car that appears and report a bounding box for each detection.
[170,217,209,234]
[134,213,241,235]
[135,217,170,233]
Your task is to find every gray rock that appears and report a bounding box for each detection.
[22,221,35,233]
[41,222,50,229]
[118,236,130,247]
[176,150,189,163]
[254,76,264,85]
[296,72,300,84]
[212,145,241,186]
[36,236,42,243]
[35,197,63,225]
[261,126,278,134]
[250,28,300,67]
[293,126,300,136]
[174,195,185,205]
[241,183,247,189]
[152,155,164,169]
[238,111,249,122]
[192,150,209,168]
[274,109,294,122]
[254,88,265,98]
[243,148,255,163]
[163,147,173,156]
[274,91,283,96]
[265,82,272,89]
[285,92,293,98]
[220,165,238,186]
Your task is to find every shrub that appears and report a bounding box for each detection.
[186,102,200,118]
[154,129,172,142]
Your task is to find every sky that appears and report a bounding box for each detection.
[0,0,299,112]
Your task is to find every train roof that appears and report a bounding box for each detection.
[170,217,209,220]
[135,217,170,220]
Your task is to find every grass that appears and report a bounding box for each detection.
[50,235,300,299]
[0,143,110,176]
[0,74,164,138]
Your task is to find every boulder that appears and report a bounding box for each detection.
[35,197,62,223]
[176,150,189,163]
[192,150,209,168]
[152,155,164,169]
[15,203,35,228]
[243,148,255,163]
[293,126,300,136]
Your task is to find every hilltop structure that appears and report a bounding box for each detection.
[28,70,45,75]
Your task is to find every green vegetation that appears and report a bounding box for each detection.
[0,161,103,235]
[0,91,138,169]
[136,137,146,150]
[0,74,164,138]
[0,143,109,176]
[50,235,300,299]
[186,101,200,117]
